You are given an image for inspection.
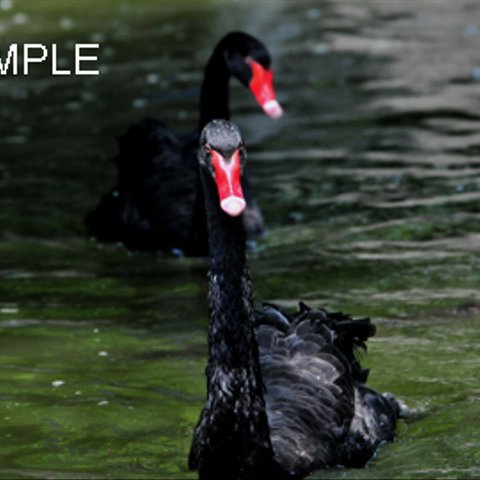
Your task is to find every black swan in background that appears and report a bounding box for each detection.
[85,32,283,255]
[189,120,402,480]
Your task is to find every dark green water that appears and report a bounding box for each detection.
[1,1,479,478]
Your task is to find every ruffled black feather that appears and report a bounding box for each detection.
[189,120,403,480]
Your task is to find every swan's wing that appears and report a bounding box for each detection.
[87,119,203,252]
[115,118,183,170]
[337,385,400,467]
[257,309,356,476]
[257,303,397,476]
[116,119,194,209]
[117,121,202,251]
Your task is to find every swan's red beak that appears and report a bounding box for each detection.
[247,58,283,119]
[210,147,246,217]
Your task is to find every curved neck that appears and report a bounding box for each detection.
[198,48,231,130]
[197,169,279,477]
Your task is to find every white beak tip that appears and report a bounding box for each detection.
[220,196,247,217]
[263,99,283,119]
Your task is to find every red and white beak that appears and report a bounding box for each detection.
[246,58,283,119]
[209,147,246,217]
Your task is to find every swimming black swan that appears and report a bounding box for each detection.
[189,120,402,480]
[85,32,282,255]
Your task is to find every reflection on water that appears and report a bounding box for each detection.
[1,0,480,478]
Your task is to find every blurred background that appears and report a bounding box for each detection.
[1,0,479,478]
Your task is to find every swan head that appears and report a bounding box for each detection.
[199,120,247,217]
[221,32,284,119]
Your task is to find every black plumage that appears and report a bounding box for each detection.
[85,32,282,255]
[189,120,402,480]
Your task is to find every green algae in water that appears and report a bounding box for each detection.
[1,0,480,478]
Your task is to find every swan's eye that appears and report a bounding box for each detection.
[202,144,216,175]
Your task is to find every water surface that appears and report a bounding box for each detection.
[1,1,479,478]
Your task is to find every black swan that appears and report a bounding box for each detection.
[85,32,282,255]
[189,120,402,480]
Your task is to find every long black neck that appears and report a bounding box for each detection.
[203,170,252,370]
[191,169,281,479]
[198,47,230,130]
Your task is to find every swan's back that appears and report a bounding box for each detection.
[116,119,199,236]
[86,119,206,253]
[256,303,400,477]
